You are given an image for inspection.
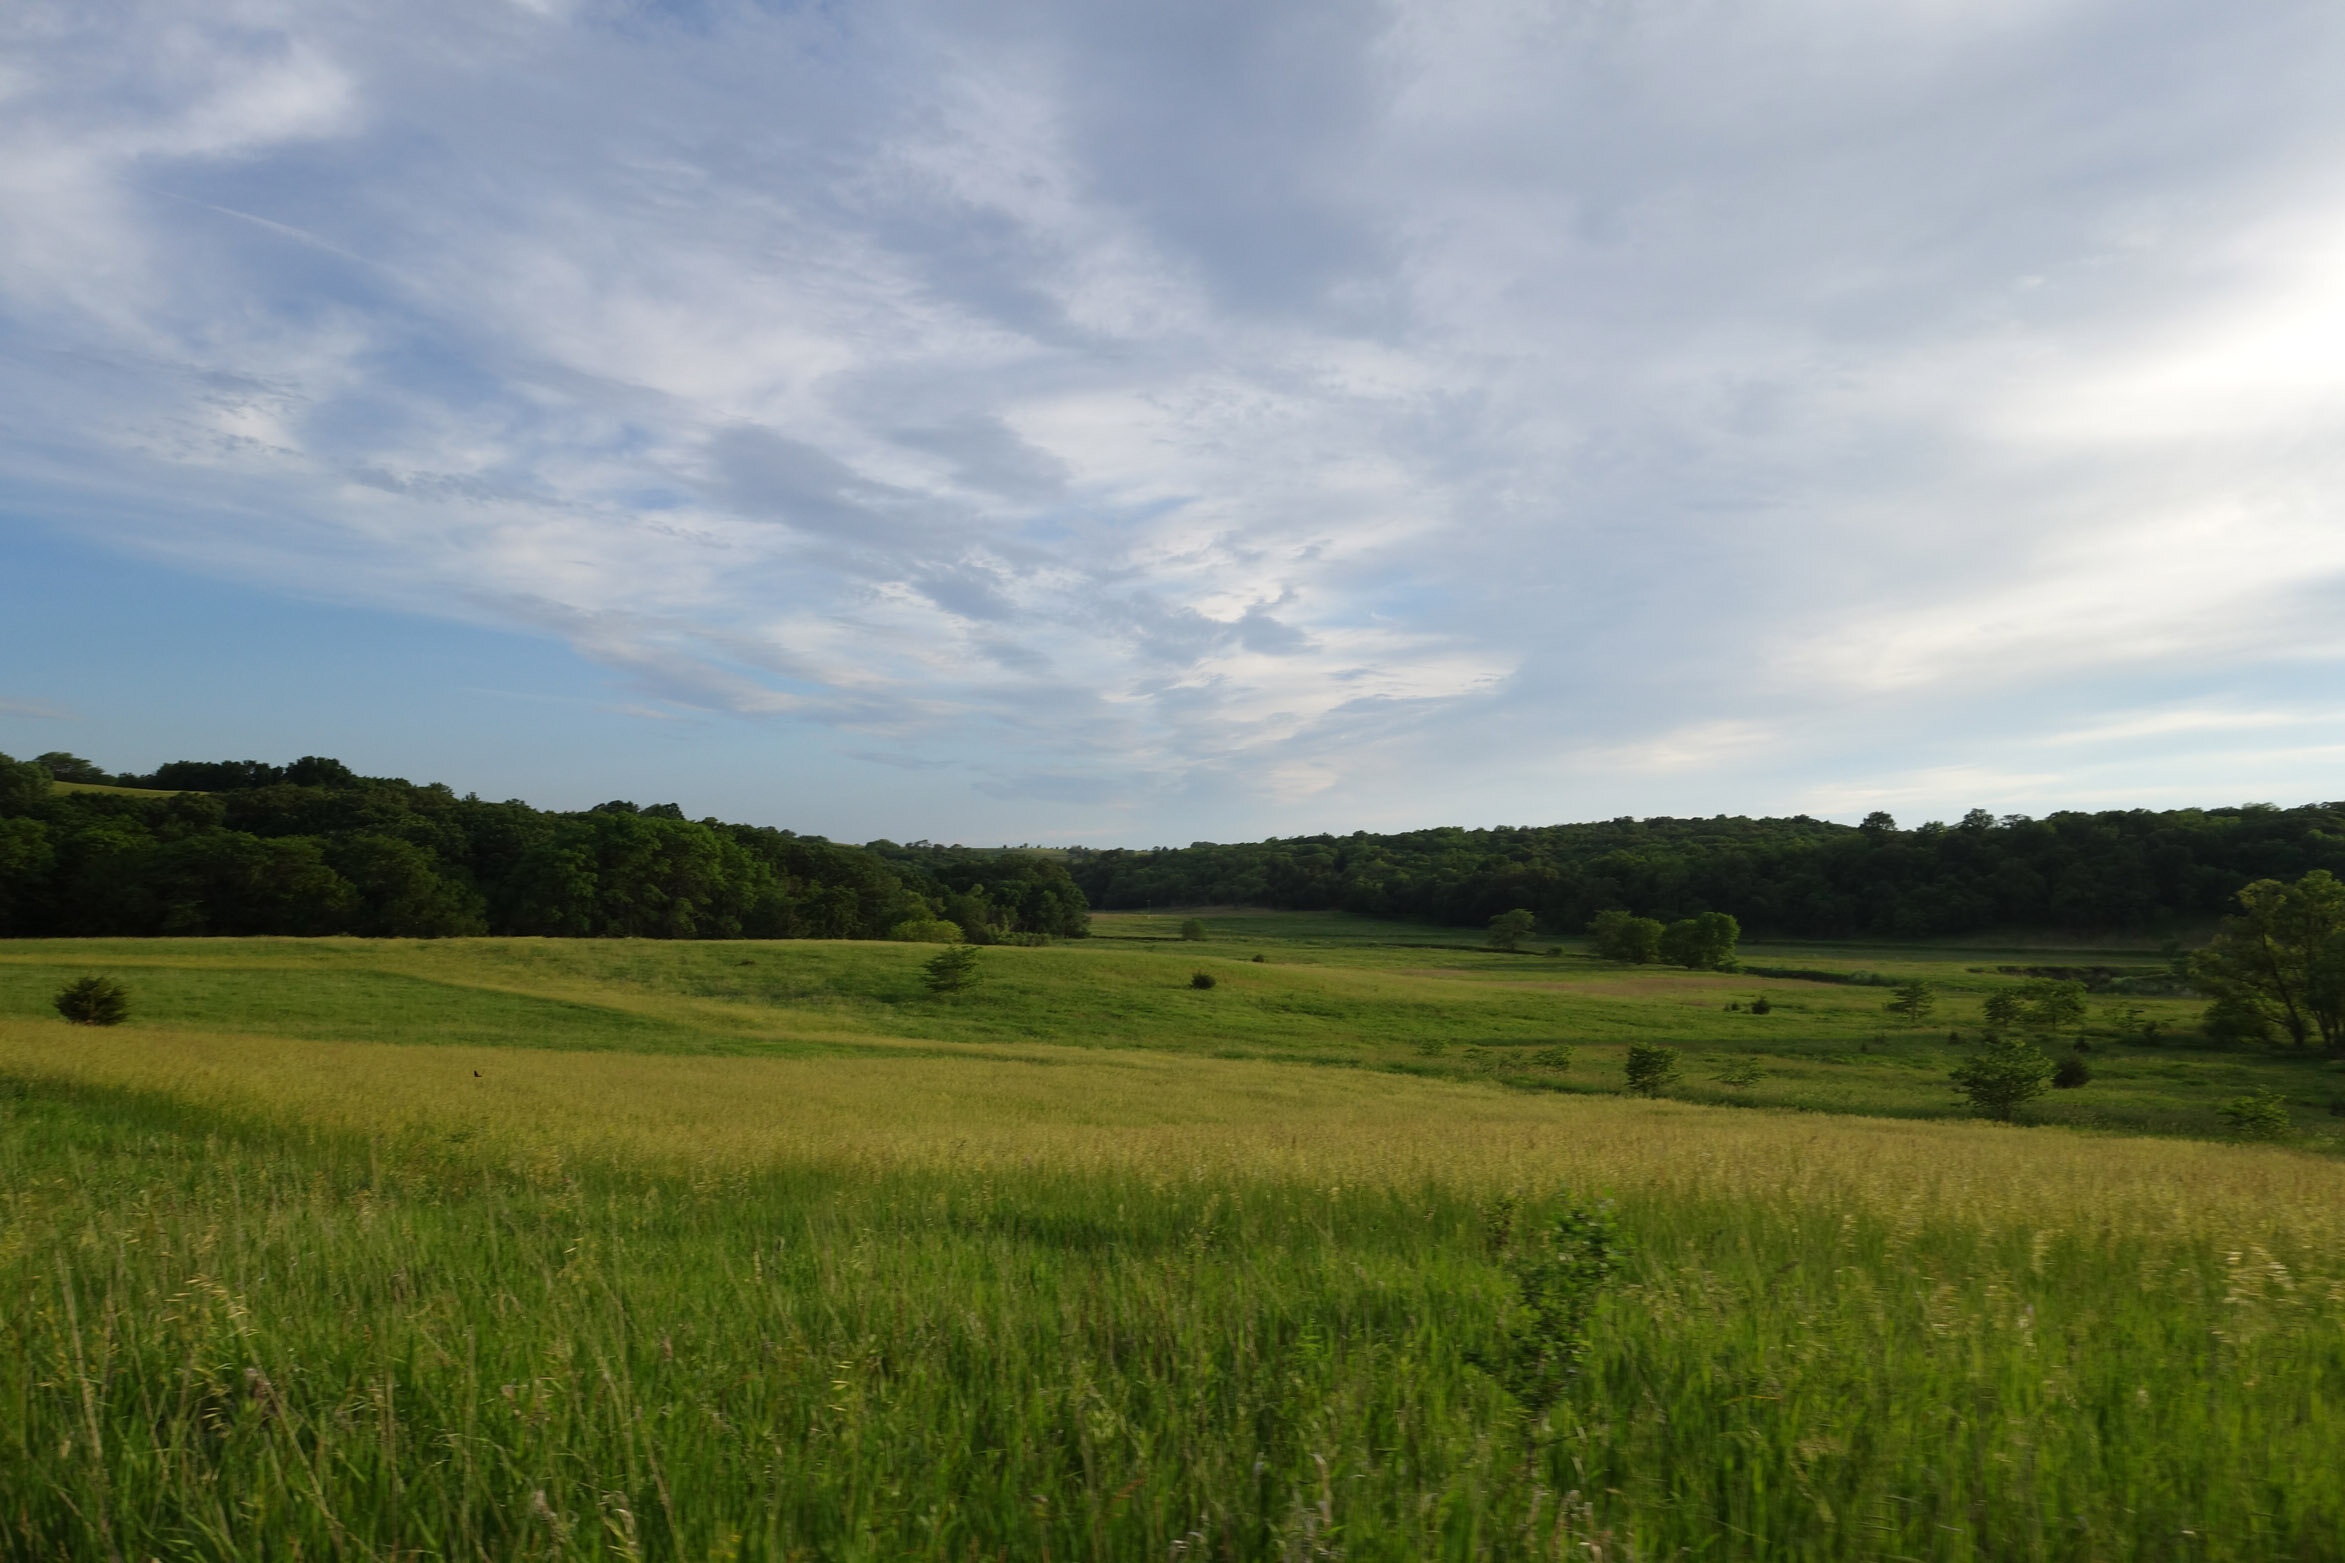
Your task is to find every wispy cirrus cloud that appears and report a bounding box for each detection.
[6,0,2345,836]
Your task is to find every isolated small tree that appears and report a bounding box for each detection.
[1588,910,1664,965]
[1623,1042,1681,1096]
[922,943,982,996]
[1885,979,1936,1025]
[1949,1034,2054,1120]
[2025,980,2088,1033]
[54,976,129,1026]
[2051,1055,2091,1089]
[1748,995,1773,1015]
[1488,908,1538,952]
[1190,970,1216,989]
[1178,918,1207,942]
[1658,911,1740,971]
[2217,1089,2291,1140]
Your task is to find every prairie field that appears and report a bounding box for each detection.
[2,917,2343,1559]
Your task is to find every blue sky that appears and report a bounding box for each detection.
[5,0,2345,844]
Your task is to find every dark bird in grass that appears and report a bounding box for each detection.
[473,1070,481,1078]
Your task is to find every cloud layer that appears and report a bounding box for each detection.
[6,0,2345,834]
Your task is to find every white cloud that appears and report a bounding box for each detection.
[6,0,2345,835]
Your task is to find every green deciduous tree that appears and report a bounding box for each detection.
[1950,1034,2054,1120]
[1487,908,1537,951]
[1588,910,1663,964]
[1178,917,1207,941]
[1658,911,1739,971]
[2190,870,2345,1051]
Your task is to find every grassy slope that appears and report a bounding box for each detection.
[2,911,2336,1143]
[3,915,2343,1558]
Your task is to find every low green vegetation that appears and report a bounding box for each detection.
[2,912,2339,1142]
[4,909,2345,1556]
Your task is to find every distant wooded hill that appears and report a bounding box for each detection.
[9,746,2338,942]
[0,752,1087,942]
[1064,805,2345,939]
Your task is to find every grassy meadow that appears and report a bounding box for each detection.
[3,914,2343,1558]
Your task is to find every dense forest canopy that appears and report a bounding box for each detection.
[1063,805,2345,939]
[0,752,1089,942]
[11,746,2344,944]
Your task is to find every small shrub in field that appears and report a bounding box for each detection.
[2218,1089,2291,1140]
[1950,1034,2054,1120]
[1749,995,1772,1015]
[2052,1055,2091,1089]
[1885,980,1936,1025]
[1529,1045,1572,1071]
[1178,919,1207,941]
[1475,1195,1625,1425]
[921,944,982,995]
[1250,954,1265,963]
[1623,1042,1680,1096]
[1712,1057,1762,1087]
[54,976,129,1026]
[1190,971,1216,989]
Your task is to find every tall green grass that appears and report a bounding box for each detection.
[4,1073,2340,1561]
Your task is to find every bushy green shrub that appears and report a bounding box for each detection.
[2052,1056,2091,1089]
[1623,1043,1680,1096]
[2217,1089,2291,1140]
[1475,1194,1625,1425]
[53,976,129,1026]
[1190,971,1216,989]
[1587,910,1663,964]
[922,944,982,995]
[1529,1045,1572,1071]
[1178,919,1207,941]
[1950,1034,2054,1120]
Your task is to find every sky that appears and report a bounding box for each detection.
[5,0,2345,845]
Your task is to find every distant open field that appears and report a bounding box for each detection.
[2,912,2336,1142]
[3,914,2343,1557]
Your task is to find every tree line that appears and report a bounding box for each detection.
[1065,805,2345,938]
[0,752,1089,943]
